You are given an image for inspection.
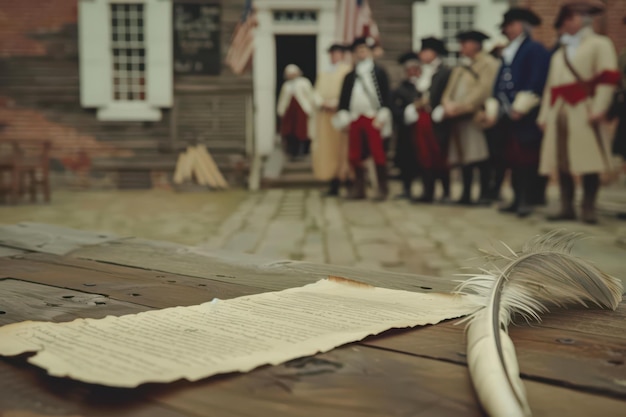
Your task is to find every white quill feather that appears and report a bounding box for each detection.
[457,230,623,417]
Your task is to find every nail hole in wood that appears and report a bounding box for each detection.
[95,301,106,305]
[420,286,432,290]
[130,293,141,297]
[556,338,575,345]
[83,283,96,287]
[607,359,624,366]
[198,284,206,287]
[156,275,165,278]
[62,295,74,299]
[167,280,176,283]
[0,311,6,315]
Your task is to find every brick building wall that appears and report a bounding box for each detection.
[520,0,626,52]
[0,0,250,189]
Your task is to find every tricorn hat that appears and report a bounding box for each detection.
[327,43,347,53]
[500,7,542,28]
[554,1,605,29]
[456,30,490,42]
[420,37,448,56]
[397,51,420,66]
[350,36,376,51]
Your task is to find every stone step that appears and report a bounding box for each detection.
[262,172,325,189]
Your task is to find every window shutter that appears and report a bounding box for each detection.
[79,0,112,107]
[146,0,173,107]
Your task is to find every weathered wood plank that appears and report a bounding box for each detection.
[152,344,626,417]
[0,255,265,309]
[0,278,147,326]
[0,359,189,417]
[69,239,455,292]
[363,314,626,398]
[0,223,123,255]
[0,247,27,258]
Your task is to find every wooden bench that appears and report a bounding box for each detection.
[0,223,624,417]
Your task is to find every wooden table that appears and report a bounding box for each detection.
[0,223,624,417]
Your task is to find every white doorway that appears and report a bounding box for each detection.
[252,0,337,156]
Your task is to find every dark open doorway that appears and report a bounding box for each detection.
[275,35,317,132]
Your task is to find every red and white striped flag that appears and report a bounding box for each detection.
[335,0,381,46]
[225,0,257,75]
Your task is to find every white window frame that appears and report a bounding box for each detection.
[412,0,508,57]
[79,0,173,122]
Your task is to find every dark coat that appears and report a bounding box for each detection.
[493,37,550,146]
[429,64,452,148]
[338,64,391,112]
[391,80,421,170]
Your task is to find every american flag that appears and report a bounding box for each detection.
[335,0,380,46]
[225,0,257,75]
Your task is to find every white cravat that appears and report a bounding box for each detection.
[501,34,526,65]
[417,57,441,93]
[283,79,296,95]
[560,27,588,60]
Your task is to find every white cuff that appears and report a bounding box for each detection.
[512,91,540,115]
[431,105,445,123]
[332,110,351,130]
[403,104,419,125]
[375,107,391,127]
[376,108,393,138]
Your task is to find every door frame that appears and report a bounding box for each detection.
[253,0,336,156]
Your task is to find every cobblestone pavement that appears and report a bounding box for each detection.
[1,183,625,285]
[196,183,626,284]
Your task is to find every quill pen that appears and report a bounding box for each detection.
[456,231,623,417]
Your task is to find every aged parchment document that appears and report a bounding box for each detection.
[0,278,477,387]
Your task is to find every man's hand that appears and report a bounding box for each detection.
[510,110,523,121]
[537,122,546,132]
[589,112,605,124]
[444,102,459,118]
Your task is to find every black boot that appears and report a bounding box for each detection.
[373,165,389,201]
[529,173,548,206]
[547,172,576,221]
[456,165,474,205]
[413,170,434,203]
[491,166,507,201]
[347,166,366,200]
[581,174,600,224]
[395,175,413,200]
[323,178,340,197]
[477,161,493,205]
[439,170,451,204]
[516,168,533,218]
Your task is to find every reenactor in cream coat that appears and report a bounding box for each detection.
[537,1,620,224]
[312,44,353,196]
[437,30,500,205]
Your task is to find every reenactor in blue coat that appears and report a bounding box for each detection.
[487,7,551,217]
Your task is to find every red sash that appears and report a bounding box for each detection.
[550,70,621,106]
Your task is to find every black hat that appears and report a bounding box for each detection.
[420,37,448,56]
[350,36,376,50]
[500,7,542,28]
[554,1,605,29]
[456,30,490,42]
[327,43,347,53]
[397,51,420,66]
